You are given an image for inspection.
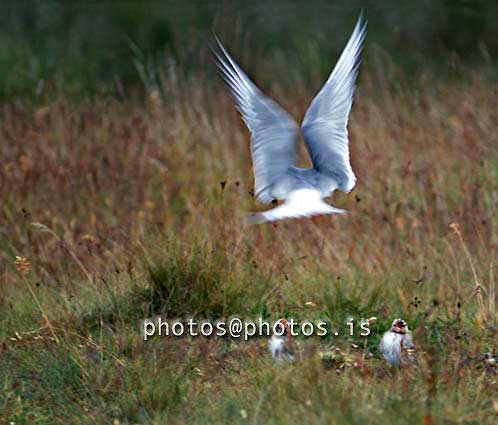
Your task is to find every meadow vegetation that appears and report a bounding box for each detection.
[0,29,497,424]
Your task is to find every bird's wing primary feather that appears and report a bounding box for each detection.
[215,39,299,204]
[301,16,366,194]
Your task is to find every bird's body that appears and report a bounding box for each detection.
[379,319,415,366]
[215,15,367,223]
[268,334,294,363]
[249,188,345,224]
[269,319,295,363]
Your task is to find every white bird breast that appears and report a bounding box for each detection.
[379,330,415,365]
[269,335,285,358]
[379,332,404,365]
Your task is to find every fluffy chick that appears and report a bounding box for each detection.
[379,318,415,366]
[269,319,295,363]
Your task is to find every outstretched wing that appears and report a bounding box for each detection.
[301,16,366,194]
[215,39,299,204]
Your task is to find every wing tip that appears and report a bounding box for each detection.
[357,10,368,32]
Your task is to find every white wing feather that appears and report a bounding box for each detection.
[215,39,299,204]
[302,16,366,193]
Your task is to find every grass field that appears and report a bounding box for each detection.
[0,64,497,424]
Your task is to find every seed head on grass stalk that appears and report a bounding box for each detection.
[14,256,30,277]
[14,255,60,345]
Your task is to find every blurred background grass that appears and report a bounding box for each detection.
[0,1,497,424]
[0,0,497,99]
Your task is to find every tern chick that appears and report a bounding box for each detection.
[379,319,415,366]
[269,319,295,363]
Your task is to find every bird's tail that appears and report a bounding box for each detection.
[247,199,346,225]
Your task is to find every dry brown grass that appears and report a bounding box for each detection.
[0,69,497,423]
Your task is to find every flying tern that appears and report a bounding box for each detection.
[215,15,366,224]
